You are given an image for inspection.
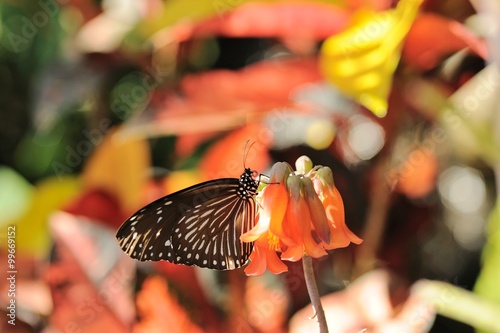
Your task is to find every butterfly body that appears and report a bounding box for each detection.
[116,168,258,270]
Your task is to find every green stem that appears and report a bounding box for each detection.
[302,255,329,333]
[413,280,500,332]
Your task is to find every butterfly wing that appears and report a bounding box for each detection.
[116,178,256,270]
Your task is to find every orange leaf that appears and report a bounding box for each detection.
[393,147,438,198]
[403,13,487,70]
[199,123,271,179]
[347,0,392,10]
[134,276,203,333]
[244,277,288,333]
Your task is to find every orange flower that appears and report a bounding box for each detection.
[244,229,289,276]
[313,167,363,249]
[242,156,362,276]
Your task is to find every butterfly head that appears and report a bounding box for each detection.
[238,168,259,199]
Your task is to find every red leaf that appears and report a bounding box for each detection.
[403,13,487,70]
[150,58,321,136]
[47,214,133,333]
[63,189,127,228]
[179,57,322,110]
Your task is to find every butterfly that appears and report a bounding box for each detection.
[116,167,259,270]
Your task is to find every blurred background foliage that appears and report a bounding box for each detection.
[1,0,500,332]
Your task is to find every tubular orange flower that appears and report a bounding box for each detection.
[242,156,362,276]
[240,162,291,242]
[281,175,328,262]
[244,226,289,276]
[314,167,363,249]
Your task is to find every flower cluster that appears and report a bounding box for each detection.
[241,156,362,276]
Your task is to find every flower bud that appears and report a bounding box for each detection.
[315,166,334,187]
[295,155,313,174]
[269,162,292,183]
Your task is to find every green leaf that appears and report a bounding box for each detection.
[474,204,500,333]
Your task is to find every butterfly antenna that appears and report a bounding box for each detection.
[243,140,256,169]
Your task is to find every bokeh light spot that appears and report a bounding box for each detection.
[347,115,385,161]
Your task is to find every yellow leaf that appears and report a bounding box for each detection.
[0,167,34,225]
[6,176,81,256]
[320,0,422,116]
[83,127,150,214]
[133,0,348,39]
[163,170,203,194]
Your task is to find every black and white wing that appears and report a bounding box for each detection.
[116,176,257,270]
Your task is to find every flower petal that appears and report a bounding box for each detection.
[241,212,268,242]
[303,177,331,244]
[267,183,290,239]
[244,243,267,276]
[265,162,291,240]
[281,244,304,262]
[286,187,328,259]
[303,231,328,258]
[266,248,289,274]
[282,175,304,244]
[323,187,363,249]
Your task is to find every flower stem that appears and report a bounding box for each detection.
[302,255,329,333]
